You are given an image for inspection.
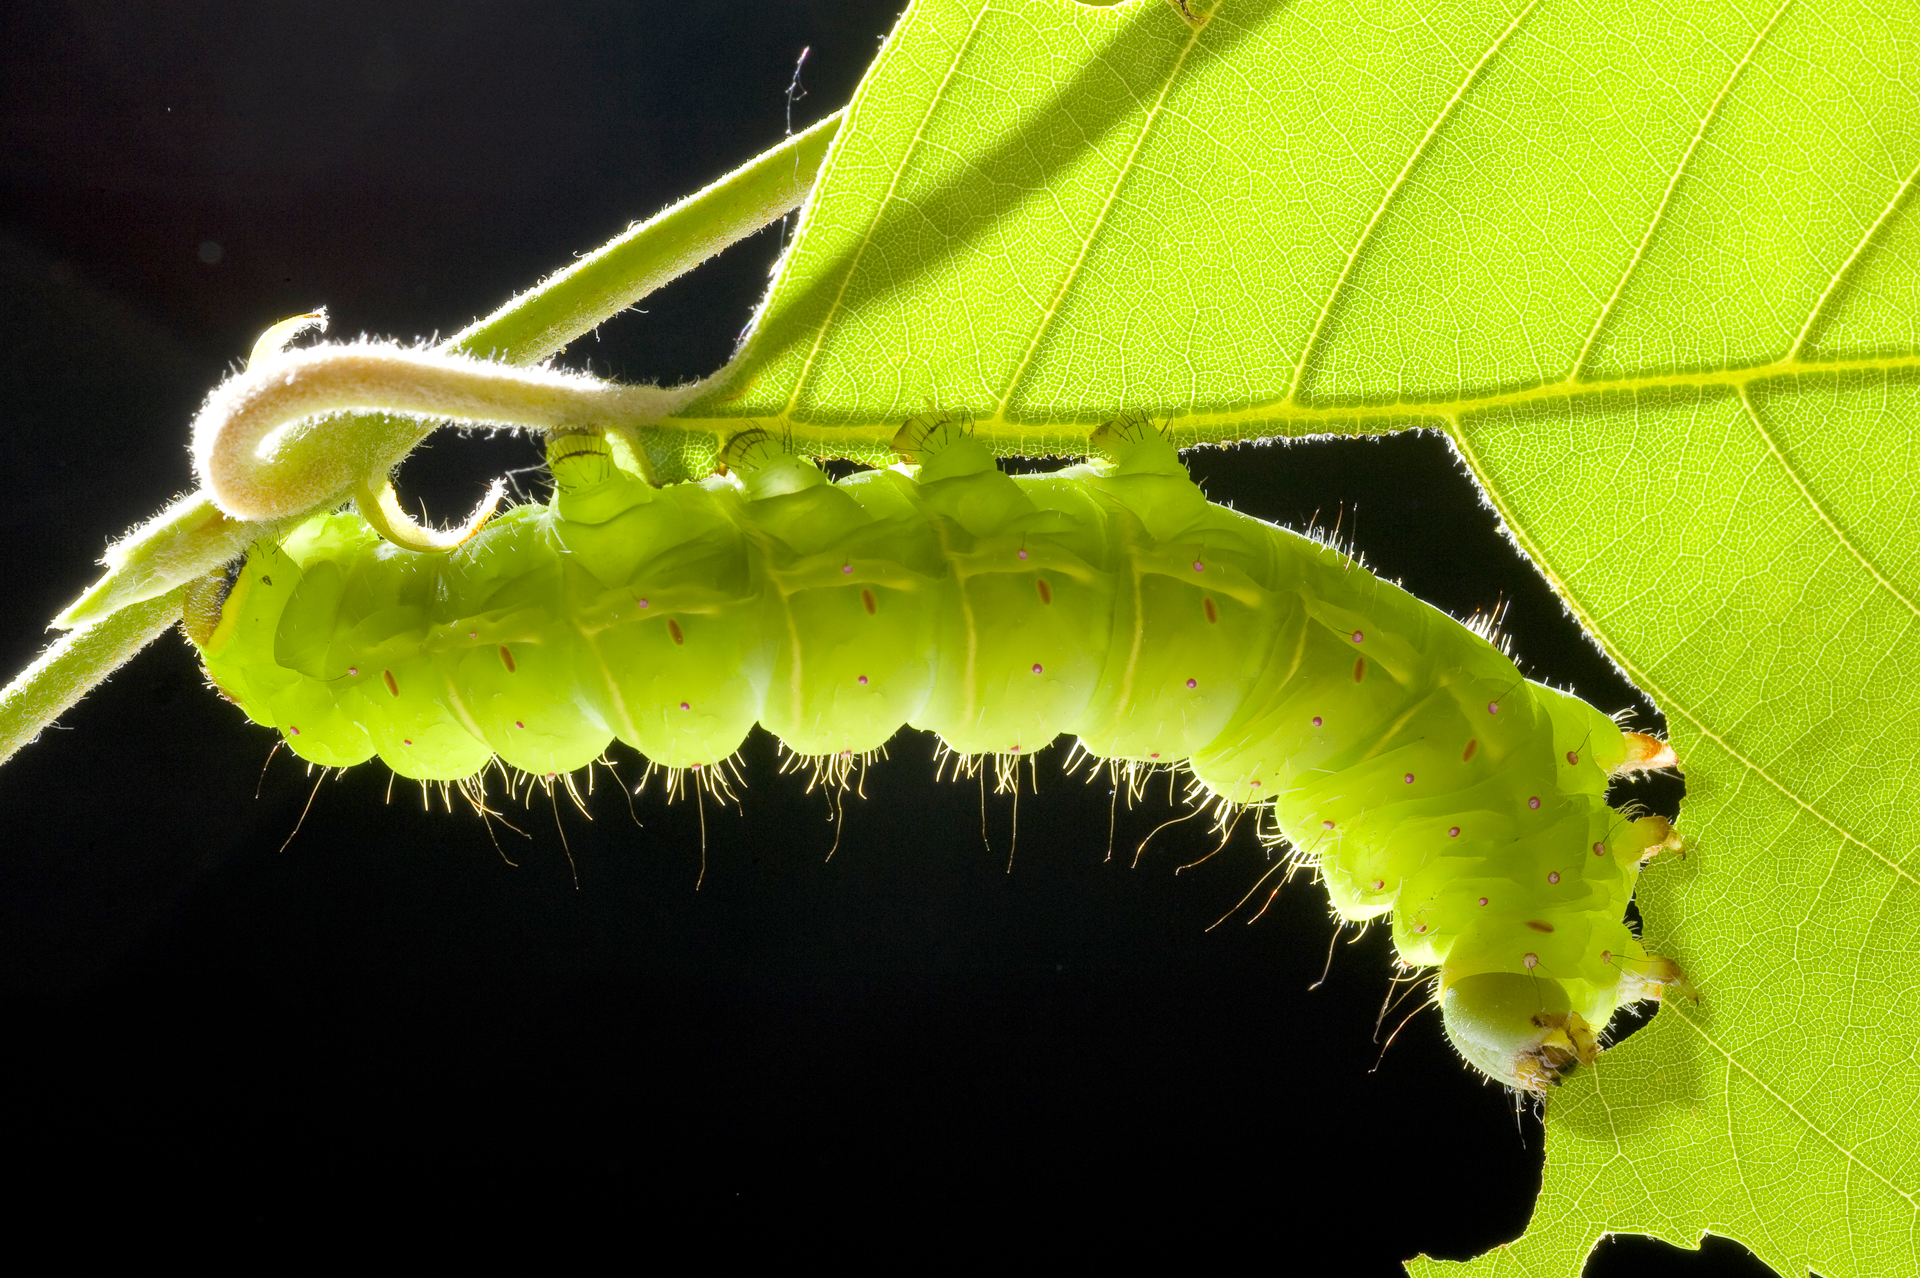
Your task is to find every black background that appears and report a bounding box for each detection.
[0,3,1770,1272]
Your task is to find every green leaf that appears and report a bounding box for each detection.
[682,0,1920,1272]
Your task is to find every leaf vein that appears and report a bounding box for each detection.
[1568,0,1794,381]
[782,1,998,418]
[1285,0,1540,406]
[1737,385,1920,622]
[992,14,1207,418]
[1790,151,1920,359]
[1445,417,1919,890]
[1676,1008,1920,1210]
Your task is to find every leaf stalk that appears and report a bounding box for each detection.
[2,109,844,766]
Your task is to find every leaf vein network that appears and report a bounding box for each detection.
[783,0,998,418]
[1789,153,1920,359]
[1676,1009,1920,1210]
[1444,418,1916,890]
[1568,0,1795,381]
[1737,386,1920,621]
[1285,0,1542,406]
[990,6,1209,420]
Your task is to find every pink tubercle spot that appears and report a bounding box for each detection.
[1192,560,1205,573]
[1351,630,1364,643]
[1311,716,1323,727]
[1321,819,1335,830]
[1018,549,1028,560]
[1547,871,1561,885]
[841,563,853,575]
[1487,701,1499,715]
[468,631,477,640]
[1403,773,1415,784]
[1369,879,1384,892]
[289,725,300,736]
[637,598,650,608]
[1010,744,1021,754]
[1185,678,1197,689]
[1528,795,1541,810]
[1250,780,1262,788]
[1476,896,1489,907]
[857,675,869,686]
[1149,752,1160,759]
[679,701,691,711]
[1593,841,1607,856]
[1032,663,1044,674]
[348,666,359,676]
[1566,750,1580,765]
[514,720,525,729]
[1414,922,1428,934]
[403,739,413,746]
[1448,826,1461,838]
[1523,952,1539,969]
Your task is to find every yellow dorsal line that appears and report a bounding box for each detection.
[1114,520,1148,738]
[926,513,980,731]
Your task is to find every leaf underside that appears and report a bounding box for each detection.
[689,0,1920,1273]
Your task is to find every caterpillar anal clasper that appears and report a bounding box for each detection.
[185,414,1687,1093]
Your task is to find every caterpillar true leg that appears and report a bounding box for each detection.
[184,410,1688,1093]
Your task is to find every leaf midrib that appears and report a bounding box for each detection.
[673,350,1920,456]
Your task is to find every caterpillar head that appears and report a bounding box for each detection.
[1439,972,1598,1093]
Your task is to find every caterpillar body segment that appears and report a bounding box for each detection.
[189,415,1685,1092]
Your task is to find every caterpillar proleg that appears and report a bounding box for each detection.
[182,412,1687,1092]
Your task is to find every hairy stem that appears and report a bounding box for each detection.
[5,111,846,768]
[56,109,843,631]
[444,110,844,366]
[0,588,188,767]
[195,345,694,522]
[56,493,298,632]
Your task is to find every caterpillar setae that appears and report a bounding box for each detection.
[181,412,1688,1092]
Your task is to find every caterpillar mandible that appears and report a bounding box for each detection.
[181,412,1688,1092]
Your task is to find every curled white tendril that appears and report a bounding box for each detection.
[192,320,695,550]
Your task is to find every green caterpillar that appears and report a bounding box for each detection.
[182,414,1687,1092]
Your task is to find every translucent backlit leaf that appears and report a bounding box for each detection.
[682,1,1920,1271]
